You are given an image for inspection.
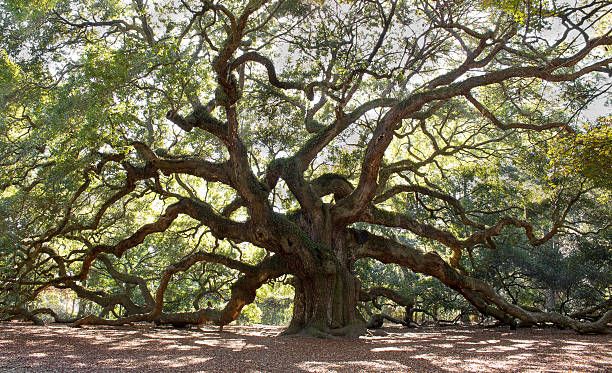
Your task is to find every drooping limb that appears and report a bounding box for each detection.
[359,287,415,329]
[73,251,286,328]
[356,230,611,334]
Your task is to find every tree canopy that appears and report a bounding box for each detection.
[1,0,611,336]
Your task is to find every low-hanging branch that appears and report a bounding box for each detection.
[356,230,612,334]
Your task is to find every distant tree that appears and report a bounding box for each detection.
[1,0,610,336]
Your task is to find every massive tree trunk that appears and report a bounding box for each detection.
[282,210,366,337]
[286,264,365,337]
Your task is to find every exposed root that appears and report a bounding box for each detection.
[329,322,367,337]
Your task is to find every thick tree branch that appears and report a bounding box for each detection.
[334,35,612,225]
[132,141,231,185]
[356,231,611,333]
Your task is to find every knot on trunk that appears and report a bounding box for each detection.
[311,173,354,201]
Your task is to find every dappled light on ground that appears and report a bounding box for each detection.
[1,323,610,372]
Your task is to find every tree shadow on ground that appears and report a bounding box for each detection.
[0,323,610,372]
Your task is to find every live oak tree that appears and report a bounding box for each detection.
[1,0,611,336]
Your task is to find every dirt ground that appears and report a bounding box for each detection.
[0,322,610,372]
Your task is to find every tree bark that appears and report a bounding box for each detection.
[286,266,365,337]
[282,217,366,337]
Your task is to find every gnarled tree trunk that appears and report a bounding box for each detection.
[286,265,365,337]
[281,210,366,337]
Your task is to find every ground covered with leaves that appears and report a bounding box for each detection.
[0,322,609,372]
